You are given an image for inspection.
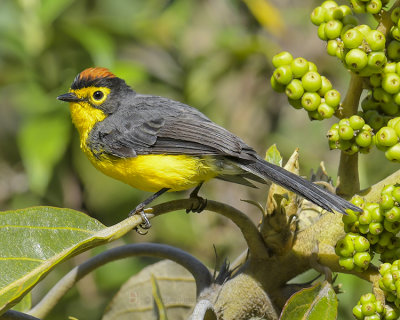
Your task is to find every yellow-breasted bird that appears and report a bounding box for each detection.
[58,67,361,227]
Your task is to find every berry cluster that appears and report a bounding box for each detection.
[327,115,374,154]
[379,260,400,313]
[336,185,400,273]
[350,0,387,15]
[353,293,387,320]
[336,232,372,271]
[374,118,400,162]
[271,51,340,120]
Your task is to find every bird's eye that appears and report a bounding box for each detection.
[93,91,104,101]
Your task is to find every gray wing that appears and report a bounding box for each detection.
[87,95,257,161]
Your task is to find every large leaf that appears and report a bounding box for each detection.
[0,206,141,315]
[103,260,196,320]
[280,281,338,320]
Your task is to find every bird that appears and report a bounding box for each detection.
[57,67,361,228]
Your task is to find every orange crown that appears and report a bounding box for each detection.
[78,67,116,81]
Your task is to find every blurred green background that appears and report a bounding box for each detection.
[0,0,397,318]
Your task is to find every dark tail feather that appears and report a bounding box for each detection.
[242,157,362,214]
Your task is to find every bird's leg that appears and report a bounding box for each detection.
[131,188,170,232]
[186,182,208,213]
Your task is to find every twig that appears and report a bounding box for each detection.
[29,243,212,319]
[0,311,40,320]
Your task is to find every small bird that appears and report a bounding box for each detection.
[57,67,361,227]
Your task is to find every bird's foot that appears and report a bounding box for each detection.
[186,186,208,213]
[130,204,152,235]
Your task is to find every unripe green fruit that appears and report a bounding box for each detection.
[290,57,309,78]
[335,237,355,257]
[318,102,335,118]
[326,40,339,56]
[359,210,373,225]
[327,128,340,141]
[318,23,328,41]
[339,256,354,270]
[308,110,323,121]
[382,184,396,196]
[380,262,392,275]
[395,120,400,137]
[381,101,399,116]
[358,223,370,234]
[361,95,379,111]
[392,7,400,24]
[353,251,371,269]
[383,271,396,290]
[369,73,382,88]
[392,26,400,41]
[270,76,285,92]
[325,7,344,21]
[354,235,370,252]
[366,30,385,51]
[355,24,371,37]
[392,186,400,203]
[318,76,333,96]
[367,51,387,70]
[308,62,318,72]
[342,28,364,49]
[285,79,304,100]
[310,6,326,26]
[325,20,343,40]
[288,98,303,109]
[372,87,392,103]
[339,5,352,17]
[321,1,338,9]
[339,124,354,140]
[355,131,372,147]
[367,233,380,244]
[350,0,366,14]
[301,71,322,92]
[376,127,398,147]
[369,222,383,235]
[384,62,397,74]
[301,92,321,111]
[385,206,400,222]
[379,231,393,247]
[272,51,293,68]
[349,115,365,130]
[324,89,341,108]
[273,65,293,85]
[385,305,400,320]
[366,0,382,14]
[342,209,358,224]
[352,304,363,320]
[388,117,400,129]
[382,73,400,94]
[380,193,395,210]
[345,48,368,71]
[384,220,400,233]
[361,302,376,316]
[386,143,400,162]
[388,40,400,61]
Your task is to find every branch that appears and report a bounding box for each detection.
[0,311,40,320]
[336,72,363,197]
[29,243,212,319]
[150,199,270,260]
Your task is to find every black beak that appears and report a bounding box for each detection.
[57,92,81,102]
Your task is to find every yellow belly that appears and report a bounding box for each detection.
[88,153,219,192]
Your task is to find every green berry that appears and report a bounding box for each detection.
[270,75,285,92]
[382,73,400,94]
[381,101,399,116]
[380,194,395,210]
[290,57,309,78]
[376,127,398,147]
[342,209,358,224]
[273,65,293,85]
[340,257,355,271]
[349,115,365,130]
[342,14,358,26]
[326,40,339,56]
[350,0,366,14]
[392,7,400,24]
[366,30,385,51]
[385,143,400,162]
[388,117,400,129]
[308,62,318,72]
[342,28,364,49]
[361,302,376,316]
[335,237,355,257]
[285,79,304,100]
[339,124,354,140]
[385,206,400,222]
[359,210,373,225]
[301,92,321,111]
[301,71,322,92]
[359,223,370,234]
[392,187,400,203]
[380,262,392,275]
[355,24,371,37]
[272,51,293,68]
[325,20,343,40]
[353,251,371,269]
[321,1,338,9]
[382,184,396,196]
[369,222,383,235]
[369,73,382,88]
[352,304,363,320]
[385,62,397,74]
[388,40,400,61]
[384,220,400,233]
[288,98,303,109]
[355,131,372,148]
[383,271,396,290]
[366,0,382,14]
[367,233,380,244]
[318,76,333,96]
[394,92,400,105]
[318,102,335,118]
[310,6,326,26]
[325,7,344,21]
[345,48,368,71]
[324,89,341,108]
[392,26,400,41]
[379,231,393,247]
[354,235,370,252]
[318,23,328,41]
[367,51,387,70]
[395,120,400,137]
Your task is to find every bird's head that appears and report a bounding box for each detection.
[57,67,134,136]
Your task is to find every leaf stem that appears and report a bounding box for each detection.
[29,243,212,319]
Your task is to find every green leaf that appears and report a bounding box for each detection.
[0,206,142,315]
[280,281,338,320]
[18,114,71,195]
[39,0,77,25]
[265,144,283,166]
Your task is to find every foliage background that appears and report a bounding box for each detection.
[0,0,397,318]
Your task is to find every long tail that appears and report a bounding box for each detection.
[241,157,361,214]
